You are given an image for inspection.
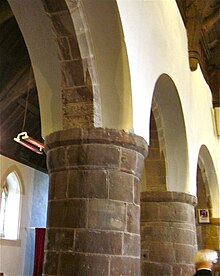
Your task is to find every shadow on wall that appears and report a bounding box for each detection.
[23,171,49,275]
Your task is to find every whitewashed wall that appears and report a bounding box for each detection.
[0,155,49,276]
[116,0,220,203]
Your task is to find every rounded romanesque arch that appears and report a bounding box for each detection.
[141,74,196,276]
[8,0,95,136]
[142,73,189,193]
[8,0,132,138]
[139,74,189,196]
[196,145,219,219]
[195,145,220,273]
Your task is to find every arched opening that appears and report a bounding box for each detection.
[0,171,22,240]
[141,74,188,193]
[152,74,188,192]
[8,0,132,137]
[196,145,219,251]
[141,74,195,275]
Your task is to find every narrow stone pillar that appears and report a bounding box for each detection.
[141,191,197,276]
[43,128,148,276]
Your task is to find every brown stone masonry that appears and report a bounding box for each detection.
[44,128,148,276]
[141,191,197,276]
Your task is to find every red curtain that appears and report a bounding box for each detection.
[33,228,46,276]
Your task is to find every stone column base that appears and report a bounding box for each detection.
[141,191,197,276]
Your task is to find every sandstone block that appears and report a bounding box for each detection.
[61,59,84,87]
[110,256,140,276]
[174,244,195,264]
[67,144,120,168]
[149,242,175,263]
[75,230,122,255]
[47,147,66,171]
[123,233,140,257]
[59,253,109,276]
[47,199,87,228]
[49,171,67,200]
[109,171,133,202]
[46,229,74,251]
[141,262,172,276]
[88,199,126,231]
[68,170,108,199]
[127,203,140,234]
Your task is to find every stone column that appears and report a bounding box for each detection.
[43,128,148,276]
[141,191,197,276]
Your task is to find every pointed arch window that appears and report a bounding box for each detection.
[0,183,9,236]
[0,171,21,240]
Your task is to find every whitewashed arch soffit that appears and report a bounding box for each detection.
[8,0,132,137]
[152,74,189,193]
[8,0,63,137]
[197,145,219,218]
[8,0,97,136]
[79,0,133,132]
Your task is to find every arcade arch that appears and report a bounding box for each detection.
[196,145,219,251]
[8,0,132,138]
[140,74,196,275]
[197,145,219,218]
[142,74,189,193]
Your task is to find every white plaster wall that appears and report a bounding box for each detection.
[189,67,220,215]
[117,0,191,141]
[0,155,48,276]
[116,0,220,201]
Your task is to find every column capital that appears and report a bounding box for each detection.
[141,191,197,207]
[45,127,148,156]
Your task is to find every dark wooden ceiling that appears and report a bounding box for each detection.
[0,0,46,172]
[176,0,220,106]
[0,0,219,173]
